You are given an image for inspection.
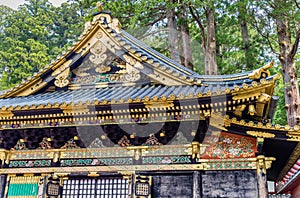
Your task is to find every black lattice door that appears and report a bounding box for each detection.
[62,177,129,198]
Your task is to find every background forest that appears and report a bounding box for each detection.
[0,0,299,126]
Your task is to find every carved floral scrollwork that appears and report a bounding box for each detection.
[89,41,107,65]
[54,68,70,88]
[11,139,27,150]
[52,59,72,88]
[38,137,52,150]
[120,71,141,82]
[60,138,80,149]
[95,64,111,74]
[70,40,146,85]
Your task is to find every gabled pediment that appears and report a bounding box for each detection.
[62,19,197,88]
[1,11,202,99]
[66,40,152,89]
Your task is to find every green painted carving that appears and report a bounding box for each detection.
[9,160,51,168]
[142,156,191,165]
[60,157,133,166]
[8,183,38,197]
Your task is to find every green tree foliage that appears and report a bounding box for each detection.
[51,1,84,50]
[0,0,53,89]
[249,0,300,126]
[0,0,84,90]
[273,77,288,125]
[214,0,269,74]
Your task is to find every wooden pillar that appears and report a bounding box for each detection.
[256,167,268,198]
[292,184,300,198]
[256,137,268,198]
[193,171,201,198]
[3,175,10,198]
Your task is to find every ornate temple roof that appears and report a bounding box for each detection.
[0,10,279,126]
[0,74,277,109]
[0,10,275,99]
[0,7,299,192]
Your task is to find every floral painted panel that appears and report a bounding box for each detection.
[201,131,257,159]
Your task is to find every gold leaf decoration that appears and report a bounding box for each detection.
[246,131,275,138]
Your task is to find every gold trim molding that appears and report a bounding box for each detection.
[248,61,273,80]
[62,105,89,115]
[0,110,14,118]
[246,131,275,138]
[0,156,275,175]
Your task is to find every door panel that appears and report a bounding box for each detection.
[62,178,129,198]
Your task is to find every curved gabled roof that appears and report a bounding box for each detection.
[0,74,277,110]
[0,10,276,99]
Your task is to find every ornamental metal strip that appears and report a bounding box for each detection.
[134,175,152,198]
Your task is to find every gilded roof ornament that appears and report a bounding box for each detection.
[246,131,275,138]
[248,61,273,80]
[0,110,14,118]
[96,2,103,12]
[286,134,300,141]
[54,67,70,88]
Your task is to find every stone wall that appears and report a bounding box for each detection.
[202,170,259,198]
[151,173,193,198]
[149,170,259,197]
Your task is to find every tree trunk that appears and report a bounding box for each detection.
[167,0,180,63]
[189,4,217,74]
[179,5,193,70]
[276,18,300,126]
[205,7,217,75]
[238,0,253,70]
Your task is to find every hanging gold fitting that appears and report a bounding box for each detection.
[248,105,256,116]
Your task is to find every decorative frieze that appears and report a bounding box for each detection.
[142,156,191,165]
[60,157,133,167]
[9,159,51,168]
[0,144,275,176]
[201,132,256,159]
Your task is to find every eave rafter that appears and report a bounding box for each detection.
[276,150,300,193]
[220,114,300,142]
[0,75,277,116]
[248,61,273,80]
